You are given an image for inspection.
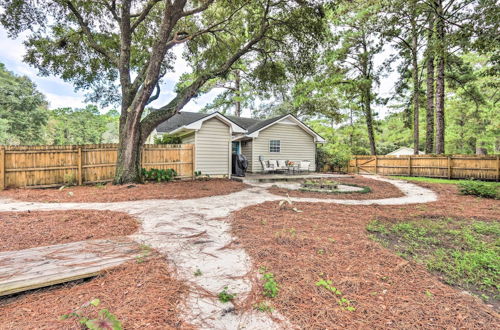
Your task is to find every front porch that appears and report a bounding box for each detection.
[232,172,350,184]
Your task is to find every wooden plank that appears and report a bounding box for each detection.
[448,156,452,179]
[0,238,141,297]
[408,156,412,176]
[78,147,83,185]
[0,146,4,190]
[497,156,499,182]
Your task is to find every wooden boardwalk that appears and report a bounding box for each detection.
[0,237,141,296]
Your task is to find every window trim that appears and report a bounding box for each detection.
[269,140,281,153]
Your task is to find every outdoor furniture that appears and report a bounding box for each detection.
[299,161,311,173]
[260,159,275,173]
[277,160,288,171]
[287,164,299,174]
[268,160,286,173]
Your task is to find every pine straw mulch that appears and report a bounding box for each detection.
[231,181,500,329]
[267,175,405,200]
[0,254,193,330]
[0,210,138,252]
[0,179,248,203]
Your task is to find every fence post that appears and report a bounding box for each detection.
[0,147,5,190]
[408,156,412,176]
[192,144,196,179]
[496,155,499,182]
[447,156,452,179]
[374,155,378,174]
[355,156,359,174]
[77,147,83,185]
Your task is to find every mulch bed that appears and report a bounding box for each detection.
[0,179,248,203]
[231,181,500,329]
[0,255,192,329]
[0,210,138,252]
[268,175,405,200]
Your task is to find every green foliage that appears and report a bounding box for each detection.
[45,106,118,145]
[315,279,342,296]
[194,269,202,277]
[458,181,499,199]
[154,134,182,145]
[0,62,48,145]
[261,272,279,298]
[254,301,274,313]
[218,287,236,303]
[368,218,500,302]
[141,168,177,182]
[391,176,473,184]
[316,279,356,311]
[60,298,122,330]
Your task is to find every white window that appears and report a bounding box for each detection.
[269,140,281,153]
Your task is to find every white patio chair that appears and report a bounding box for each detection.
[269,159,285,173]
[277,160,288,171]
[260,159,275,173]
[299,161,311,173]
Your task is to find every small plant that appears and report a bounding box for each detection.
[64,173,77,186]
[316,279,356,312]
[194,170,202,177]
[95,182,106,189]
[254,301,274,312]
[315,279,342,296]
[262,272,279,298]
[218,287,236,303]
[60,298,122,330]
[141,168,177,182]
[458,180,499,199]
[338,297,356,311]
[194,269,202,276]
[135,244,152,264]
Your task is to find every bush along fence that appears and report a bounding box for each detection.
[0,144,195,190]
[348,155,500,181]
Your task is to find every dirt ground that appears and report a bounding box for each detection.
[268,175,405,200]
[0,179,248,203]
[0,255,192,330]
[231,181,500,329]
[0,210,138,252]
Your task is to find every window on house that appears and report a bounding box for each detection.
[269,140,281,153]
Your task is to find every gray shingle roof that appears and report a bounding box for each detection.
[156,112,210,133]
[155,112,309,138]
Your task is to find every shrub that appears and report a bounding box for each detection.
[141,168,177,182]
[458,180,499,199]
[154,134,182,145]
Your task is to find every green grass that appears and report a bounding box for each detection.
[390,176,475,184]
[367,218,500,303]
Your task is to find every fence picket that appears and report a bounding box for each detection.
[0,144,194,189]
[348,154,499,181]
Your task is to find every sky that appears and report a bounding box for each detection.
[0,26,398,118]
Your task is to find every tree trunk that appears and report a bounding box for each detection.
[364,88,377,155]
[425,12,435,154]
[411,16,420,155]
[234,70,241,117]
[435,0,446,154]
[114,113,143,184]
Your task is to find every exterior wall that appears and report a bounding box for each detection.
[240,139,253,172]
[193,117,231,176]
[250,123,316,172]
[181,133,195,145]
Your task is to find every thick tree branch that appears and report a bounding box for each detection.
[131,0,162,31]
[63,0,118,65]
[139,22,270,143]
[182,0,215,16]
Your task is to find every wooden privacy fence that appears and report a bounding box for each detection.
[348,155,500,181]
[0,144,195,190]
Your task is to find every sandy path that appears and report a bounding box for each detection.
[0,176,437,329]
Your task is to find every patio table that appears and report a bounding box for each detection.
[287,165,299,174]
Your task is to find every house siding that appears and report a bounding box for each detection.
[181,133,195,145]
[194,117,230,176]
[251,123,316,172]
